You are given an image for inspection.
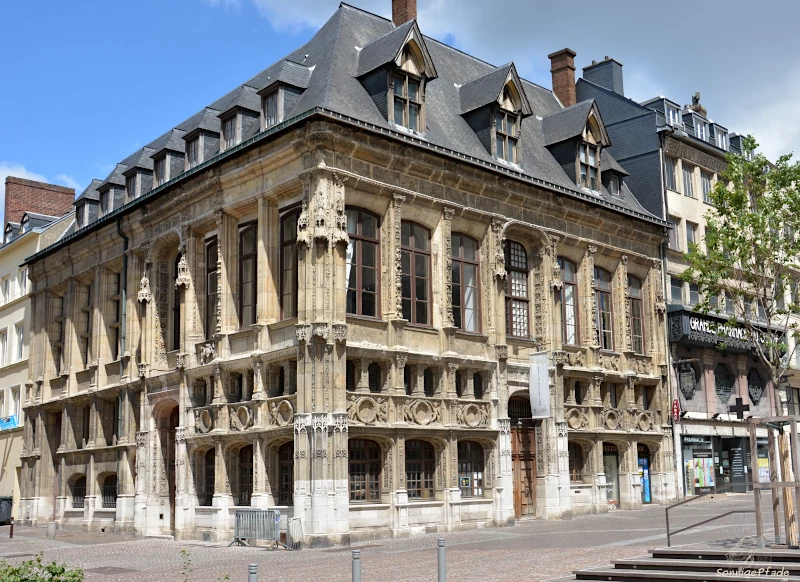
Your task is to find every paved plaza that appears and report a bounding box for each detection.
[0,495,776,581]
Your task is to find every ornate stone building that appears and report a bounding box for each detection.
[19,1,674,544]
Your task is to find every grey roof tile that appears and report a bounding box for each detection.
[541,100,594,146]
[147,128,187,155]
[75,179,103,203]
[98,164,129,190]
[248,60,314,92]
[459,63,532,116]
[121,148,156,173]
[176,108,222,135]
[211,85,260,117]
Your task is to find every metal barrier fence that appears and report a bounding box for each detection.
[229,509,282,548]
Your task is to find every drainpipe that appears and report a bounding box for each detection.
[116,219,128,380]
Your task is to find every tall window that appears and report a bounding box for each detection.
[15,323,24,362]
[505,241,528,337]
[686,222,697,249]
[72,476,86,509]
[393,74,421,131]
[559,258,578,345]
[238,445,253,506]
[201,449,215,506]
[689,283,700,306]
[126,175,137,200]
[457,441,484,497]
[608,175,620,196]
[238,223,257,328]
[346,209,379,318]
[278,442,294,505]
[205,238,218,338]
[664,156,678,191]
[716,130,728,150]
[187,138,200,169]
[668,216,680,251]
[406,440,435,500]
[568,442,584,482]
[223,115,236,150]
[109,273,121,361]
[10,386,19,421]
[473,372,483,399]
[666,105,681,126]
[628,275,644,354]
[701,170,713,203]
[451,233,480,332]
[102,475,118,508]
[100,190,111,215]
[172,254,182,351]
[682,164,694,198]
[1,277,9,304]
[368,363,381,393]
[154,157,166,187]
[263,91,278,128]
[77,204,85,228]
[349,439,381,503]
[670,277,683,304]
[495,111,518,163]
[401,221,431,325]
[17,268,27,297]
[594,268,613,350]
[580,144,599,190]
[0,329,7,367]
[280,211,298,319]
[79,284,91,368]
[53,296,65,374]
[346,360,355,392]
[695,120,708,141]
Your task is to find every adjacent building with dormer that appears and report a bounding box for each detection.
[18,1,675,544]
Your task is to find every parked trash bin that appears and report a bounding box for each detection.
[0,497,12,525]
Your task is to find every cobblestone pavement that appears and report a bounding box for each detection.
[0,495,778,582]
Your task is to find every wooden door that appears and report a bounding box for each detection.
[511,423,536,519]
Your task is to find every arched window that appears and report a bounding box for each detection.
[401,221,431,325]
[346,360,355,392]
[628,275,644,354]
[238,445,253,506]
[346,208,380,318]
[423,368,435,397]
[72,476,86,509]
[748,369,764,406]
[458,441,484,497]
[349,439,381,502]
[594,267,613,350]
[715,364,733,403]
[558,258,579,345]
[172,254,182,351]
[205,238,218,338]
[239,222,258,327]
[473,372,483,400]
[278,442,294,506]
[451,233,480,332]
[368,363,381,393]
[508,396,530,423]
[102,474,118,508]
[505,241,529,337]
[568,443,584,482]
[406,440,435,499]
[200,449,215,506]
[280,210,299,319]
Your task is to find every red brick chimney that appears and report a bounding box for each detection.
[548,48,577,107]
[4,177,74,230]
[392,0,417,25]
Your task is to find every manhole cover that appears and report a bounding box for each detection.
[85,567,139,574]
[3,554,34,559]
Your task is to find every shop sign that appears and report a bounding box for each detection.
[667,308,782,353]
[683,435,712,444]
[672,399,681,423]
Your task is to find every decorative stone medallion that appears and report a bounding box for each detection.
[196,409,213,434]
[270,399,294,427]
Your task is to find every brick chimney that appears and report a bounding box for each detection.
[4,177,74,230]
[392,0,417,25]
[548,48,577,107]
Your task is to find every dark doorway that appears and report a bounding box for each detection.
[509,396,536,519]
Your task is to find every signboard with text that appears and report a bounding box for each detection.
[529,351,550,419]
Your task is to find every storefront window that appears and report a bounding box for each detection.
[603,443,620,507]
[637,444,651,504]
[682,436,715,495]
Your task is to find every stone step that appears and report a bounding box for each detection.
[614,557,800,575]
[573,566,800,581]
[144,534,175,541]
[651,546,800,563]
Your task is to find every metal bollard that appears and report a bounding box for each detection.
[437,538,446,582]
[352,549,361,582]
[9,517,13,539]
[248,563,258,582]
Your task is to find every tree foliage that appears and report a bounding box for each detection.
[684,134,800,393]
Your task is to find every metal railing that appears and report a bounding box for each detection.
[665,483,754,546]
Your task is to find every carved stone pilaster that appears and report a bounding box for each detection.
[443,207,456,327]
[587,246,599,348]
[621,256,630,353]
[549,235,562,290]
[392,194,406,319]
[492,219,507,280]
[652,258,666,314]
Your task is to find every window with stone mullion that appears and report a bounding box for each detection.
[346,208,380,318]
[205,238,218,338]
[401,221,431,325]
[504,241,528,338]
[405,440,435,500]
[349,439,381,503]
[494,110,518,163]
[451,233,480,332]
[458,441,484,497]
[559,258,579,345]
[579,143,599,190]
[393,74,421,131]
[280,211,299,320]
[594,267,613,350]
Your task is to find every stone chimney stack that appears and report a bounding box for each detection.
[548,48,577,107]
[582,56,625,96]
[392,0,417,25]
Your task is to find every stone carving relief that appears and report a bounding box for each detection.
[198,341,216,365]
[230,405,253,431]
[332,324,347,343]
[566,350,585,367]
[195,409,213,434]
[652,258,666,314]
[443,207,455,327]
[270,399,295,427]
[628,357,652,375]
[138,271,152,303]
[566,407,589,430]
[636,412,655,432]
[602,409,622,431]
[600,354,620,371]
[404,399,441,426]
[346,395,389,425]
[492,219,507,280]
[174,254,191,288]
[455,402,490,428]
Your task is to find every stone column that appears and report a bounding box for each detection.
[388,194,405,320]
[356,359,369,393]
[442,207,456,329]
[411,365,425,397]
[212,364,225,404]
[251,358,265,401]
[447,363,459,399]
[395,353,408,395]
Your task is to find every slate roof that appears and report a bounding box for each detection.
[176,108,222,135]
[541,100,595,146]
[21,212,60,230]
[459,63,531,116]
[147,128,187,155]
[98,163,129,190]
[356,19,416,77]
[121,147,156,173]
[247,60,314,92]
[75,179,103,203]
[210,85,260,117]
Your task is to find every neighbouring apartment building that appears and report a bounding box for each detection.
[578,60,785,496]
[19,0,675,544]
[0,177,74,519]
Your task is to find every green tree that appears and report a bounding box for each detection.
[684,134,800,544]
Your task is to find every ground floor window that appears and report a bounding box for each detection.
[457,441,483,497]
[238,445,253,506]
[102,475,118,508]
[406,440,435,499]
[279,442,294,506]
[568,442,584,483]
[200,449,215,506]
[72,476,86,509]
[349,439,381,502]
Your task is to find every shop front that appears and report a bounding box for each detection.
[681,434,770,495]
[637,444,651,504]
[603,443,620,508]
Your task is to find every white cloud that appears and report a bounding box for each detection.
[0,163,49,226]
[56,174,83,192]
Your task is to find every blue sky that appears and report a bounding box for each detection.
[2,0,799,222]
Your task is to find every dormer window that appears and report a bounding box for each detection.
[392,73,421,132]
[154,157,166,187]
[695,119,708,141]
[100,190,111,215]
[223,116,237,150]
[20,219,30,234]
[715,129,728,151]
[77,204,85,228]
[126,174,138,199]
[263,91,278,128]
[187,138,200,169]
[580,144,599,190]
[3,229,11,244]
[666,105,681,126]
[494,111,518,163]
[609,175,620,196]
